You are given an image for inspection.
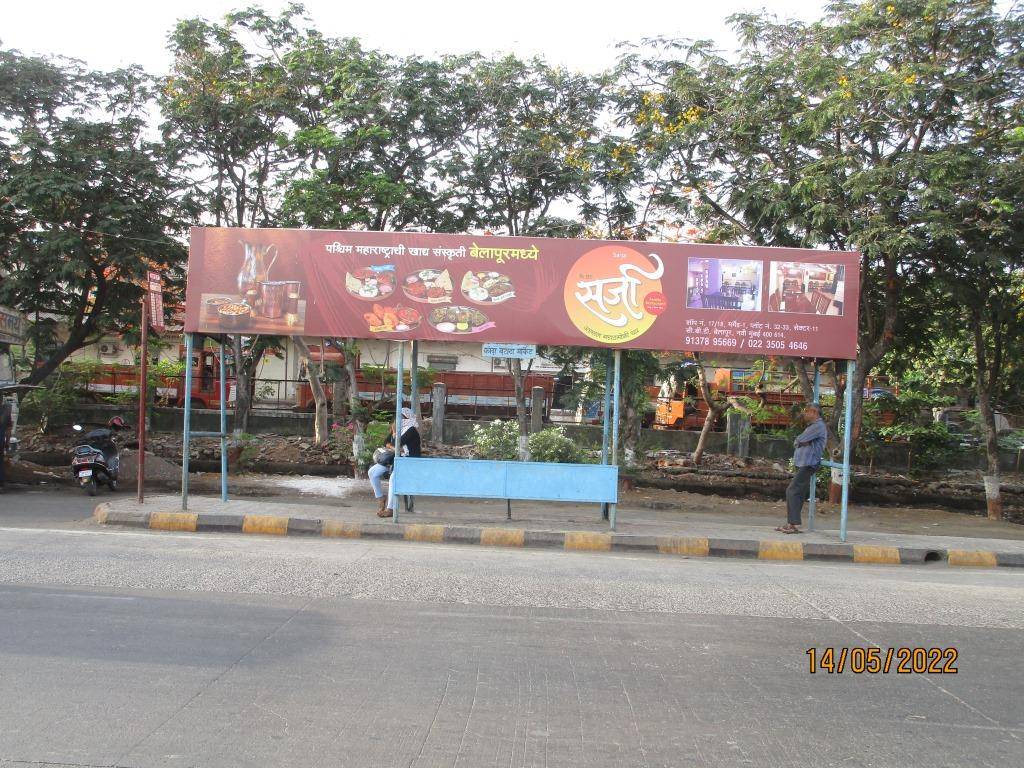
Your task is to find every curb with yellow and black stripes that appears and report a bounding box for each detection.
[93,504,1024,568]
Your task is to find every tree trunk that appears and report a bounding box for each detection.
[232,335,252,436]
[622,397,641,465]
[293,336,328,445]
[510,358,529,460]
[344,339,367,478]
[972,311,1003,521]
[692,355,728,465]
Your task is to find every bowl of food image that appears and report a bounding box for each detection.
[346,265,396,300]
[363,304,422,333]
[402,268,453,303]
[461,271,515,304]
[217,302,252,329]
[427,305,491,334]
[204,296,233,318]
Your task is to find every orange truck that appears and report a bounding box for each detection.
[296,365,556,418]
[80,348,236,409]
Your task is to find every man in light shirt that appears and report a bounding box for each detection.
[777,404,828,534]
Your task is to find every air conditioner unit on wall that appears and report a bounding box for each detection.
[99,343,121,357]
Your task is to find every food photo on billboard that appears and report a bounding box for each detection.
[197,236,307,334]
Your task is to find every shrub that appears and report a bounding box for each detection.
[528,426,584,463]
[471,419,519,460]
[356,420,394,470]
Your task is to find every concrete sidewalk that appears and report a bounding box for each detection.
[94,487,1024,568]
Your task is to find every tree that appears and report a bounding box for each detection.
[617,0,1012,440]
[447,56,603,237]
[281,44,476,233]
[292,335,328,444]
[161,5,309,432]
[0,50,192,385]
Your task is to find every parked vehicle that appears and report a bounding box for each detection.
[70,417,126,496]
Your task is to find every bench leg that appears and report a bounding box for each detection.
[507,499,511,521]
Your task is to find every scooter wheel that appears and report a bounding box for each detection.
[86,477,97,497]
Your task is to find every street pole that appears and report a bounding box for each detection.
[393,344,405,523]
[840,359,856,542]
[609,348,622,530]
[808,361,820,531]
[181,333,193,511]
[136,298,148,504]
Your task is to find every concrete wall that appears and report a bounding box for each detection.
[64,404,1022,472]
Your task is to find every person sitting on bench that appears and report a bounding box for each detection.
[368,408,421,517]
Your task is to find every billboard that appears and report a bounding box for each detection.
[185,228,860,359]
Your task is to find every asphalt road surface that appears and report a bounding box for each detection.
[0,516,1021,767]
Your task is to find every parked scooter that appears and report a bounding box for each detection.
[70,416,127,496]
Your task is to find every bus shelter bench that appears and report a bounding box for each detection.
[391,457,619,523]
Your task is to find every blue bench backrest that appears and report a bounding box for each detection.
[392,457,618,504]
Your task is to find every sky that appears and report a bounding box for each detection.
[1,0,831,74]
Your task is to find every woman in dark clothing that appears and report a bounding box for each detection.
[368,408,421,517]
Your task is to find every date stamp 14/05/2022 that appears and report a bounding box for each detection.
[806,647,958,675]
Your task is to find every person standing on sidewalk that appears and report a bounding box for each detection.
[0,397,12,491]
[777,403,827,534]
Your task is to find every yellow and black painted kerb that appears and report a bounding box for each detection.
[92,504,1024,569]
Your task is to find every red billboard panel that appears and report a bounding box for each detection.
[185,227,859,359]
[146,270,165,333]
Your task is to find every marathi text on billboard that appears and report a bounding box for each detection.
[184,228,860,359]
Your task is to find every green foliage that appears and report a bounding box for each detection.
[355,420,394,470]
[19,361,104,432]
[471,419,519,460]
[0,50,194,384]
[471,420,586,463]
[527,427,584,464]
[878,421,957,472]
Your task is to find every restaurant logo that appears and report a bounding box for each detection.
[563,245,665,344]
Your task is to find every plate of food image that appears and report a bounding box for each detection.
[363,304,422,333]
[345,265,396,300]
[217,302,252,329]
[461,271,515,304]
[427,305,493,334]
[402,268,453,304]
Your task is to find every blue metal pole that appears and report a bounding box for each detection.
[840,359,856,542]
[219,337,228,502]
[601,351,612,465]
[609,349,622,531]
[392,343,405,523]
[600,350,613,521]
[181,333,194,511]
[808,362,820,531]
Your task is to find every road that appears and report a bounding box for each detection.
[0,501,1021,767]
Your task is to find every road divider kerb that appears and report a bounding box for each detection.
[91,506,1019,569]
[947,549,998,568]
[242,514,289,536]
[149,512,198,532]
[758,540,804,561]
[853,545,901,565]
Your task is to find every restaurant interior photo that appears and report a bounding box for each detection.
[767,262,846,316]
[686,258,763,311]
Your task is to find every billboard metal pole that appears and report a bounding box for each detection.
[840,359,856,542]
[181,333,194,511]
[136,298,149,504]
[219,336,228,502]
[600,350,613,520]
[609,348,622,530]
[808,361,820,531]
[392,343,405,523]
[410,340,419,418]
